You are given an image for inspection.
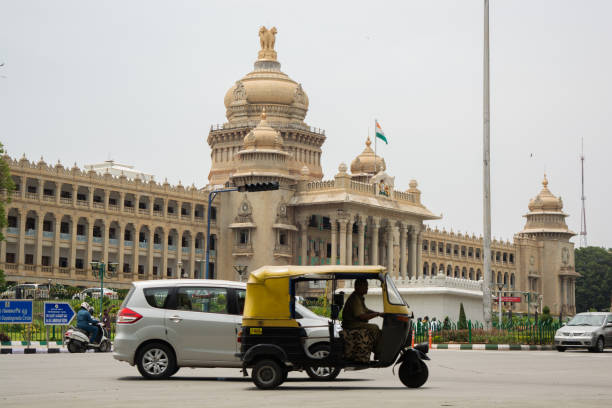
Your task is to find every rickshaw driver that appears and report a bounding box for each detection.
[341,278,383,359]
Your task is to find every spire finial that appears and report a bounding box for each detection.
[365,135,371,148]
[542,173,548,188]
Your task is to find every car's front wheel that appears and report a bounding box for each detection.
[305,344,341,381]
[594,337,605,353]
[136,343,176,380]
[556,346,566,352]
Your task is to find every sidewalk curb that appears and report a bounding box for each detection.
[432,344,553,351]
[1,347,98,354]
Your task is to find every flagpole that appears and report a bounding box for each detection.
[374,119,377,174]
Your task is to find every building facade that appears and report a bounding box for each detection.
[1,27,577,316]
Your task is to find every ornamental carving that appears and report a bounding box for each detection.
[235,195,253,223]
[259,26,277,51]
[294,84,306,105]
[233,81,246,101]
[276,197,288,222]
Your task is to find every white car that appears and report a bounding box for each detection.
[113,280,340,380]
[72,287,118,300]
[0,283,49,299]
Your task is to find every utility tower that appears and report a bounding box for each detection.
[579,138,587,247]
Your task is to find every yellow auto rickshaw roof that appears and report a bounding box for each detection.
[247,265,386,283]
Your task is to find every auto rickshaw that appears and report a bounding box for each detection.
[240,265,430,389]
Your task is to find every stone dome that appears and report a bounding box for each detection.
[350,136,386,175]
[242,110,284,150]
[223,27,309,125]
[527,175,564,212]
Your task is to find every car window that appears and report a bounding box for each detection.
[607,315,612,324]
[143,287,171,309]
[235,289,246,315]
[177,287,228,314]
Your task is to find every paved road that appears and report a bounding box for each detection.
[1,350,611,407]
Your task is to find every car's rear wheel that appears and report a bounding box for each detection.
[252,359,284,390]
[399,359,429,388]
[556,346,566,352]
[305,344,341,381]
[137,343,176,380]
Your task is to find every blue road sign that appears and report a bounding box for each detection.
[0,300,33,324]
[44,302,76,325]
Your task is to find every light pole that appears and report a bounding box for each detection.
[90,261,118,315]
[496,283,506,328]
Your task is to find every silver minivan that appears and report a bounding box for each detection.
[113,279,340,380]
[554,312,612,352]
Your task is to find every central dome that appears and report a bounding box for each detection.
[223,26,309,125]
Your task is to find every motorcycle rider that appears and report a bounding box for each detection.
[77,302,99,344]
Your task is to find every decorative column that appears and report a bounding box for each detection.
[86,218,94,269]
[371,217,379,266]
[71,185,77,206]
[18,209,25,266]
[119,192,125,212]
[189,231,196,278]
[20,176,26,199]
[103,220,109,265]
[400,223,407,278]
[330,218,337,265]
[409,227,417,278]
[346,217,354,265]
[54,218,61,272]
[176,229,182,278]
[118,223,124,276]
[147,229,154,279]
[55,182,61,205]
[416,230,423,279]
[339,219,347,265]
[87,187,93,209]
[300,218,308,266]
[69,216,77,278]
[161,229,168,278]
[35,215,43,273]
[103,190,108,211]
[358,218,365,265]
[133,224,140,277]
[0,234,6,264]
[387,224,395,276]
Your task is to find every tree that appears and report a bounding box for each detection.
[458,302,467,329]
[0,143,15,290]
[575,247,612,312]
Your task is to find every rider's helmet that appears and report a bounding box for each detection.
[80,301,90,311]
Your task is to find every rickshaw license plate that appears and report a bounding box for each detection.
[249,328,263,335]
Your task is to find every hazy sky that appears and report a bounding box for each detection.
[1,0,610,248]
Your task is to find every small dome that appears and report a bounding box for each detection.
[527,175,564,212]
[350,136,386,174]
[242,109,284,150]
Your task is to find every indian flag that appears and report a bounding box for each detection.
[375,120,388,144]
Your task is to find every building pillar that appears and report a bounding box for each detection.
[118,223,124,276]
[409,228,417,278]
[162,198,167,218]
[358,218,365,265]
[300,219,308,266]
[371,217,379,266]
[86,218,94,272]
[119,192,125,212]
[17,209,25,266]
[103,190,108,211]
[133,224,140,277]
[53,218,60,272]
[35,215,43,273]
[330,218,337,265]
[346,217,354,265]
[69,216,77,278]
[416,230,423,279]
[176,229,182,279]
[339,219,347,265]
[400,223,407,278]
[103,220,109,265]
[189,231,196,278]
[20,176,26,199]
[147,227,154,279]
[87,187,93,209]
[387,224,395,276]
[161,228,168,278]
[55,182,61,205]
[71,185,77,207]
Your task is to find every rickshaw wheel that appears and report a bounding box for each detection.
[399,360,428,388]
[252,359,284,390]
[305,344,341,381]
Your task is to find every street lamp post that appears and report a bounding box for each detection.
[90,261,118,315]
[496,283,506,327]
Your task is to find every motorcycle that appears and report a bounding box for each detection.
[64,321,112,353]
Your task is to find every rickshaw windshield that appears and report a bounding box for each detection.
[385,274,405,306]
